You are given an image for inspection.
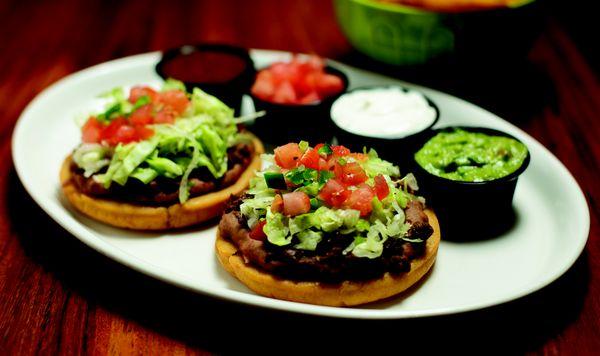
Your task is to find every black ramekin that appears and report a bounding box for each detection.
[155,43,256,114]
[248,65,349,146]
[411,126,531,240]
[330,85,439,167]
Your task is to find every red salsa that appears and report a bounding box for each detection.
[160,51,247,84]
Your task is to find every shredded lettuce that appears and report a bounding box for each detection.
[298,140,309,152]
[179,143,200,203]
[386,214,408,237]
[240,174,276,228]
[112,140,158,186]
[355,219,370,232]
[295,230,323,251]
[289,213,315,235]
[236,143,426,259]
[130,167,159,183]
[352,220,389,258]
[370,197,392,223]
[352,236,384,258]
[240,196,275,229]
[400,173,419,191]
[190,87,237,144]
[361,148,400,178]
[240,182,420,258]
[393,186,410,209]
[161,78,187,92]
[72,144,110,177]
[312,207,344,232]
[264,210,292,246]
[95,143,135,187]
[340,209,361,228]
[247,174,275,197]
[75,80,241,203]
[146,156,183,178]
[343,236,365,255]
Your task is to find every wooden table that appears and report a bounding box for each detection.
[1,0,598,354]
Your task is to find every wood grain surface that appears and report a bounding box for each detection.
[1,0,598,354]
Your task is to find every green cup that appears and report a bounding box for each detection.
[334,0,540,66]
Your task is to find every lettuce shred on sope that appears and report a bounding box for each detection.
[239,147,423,259]
[72,79,248,203]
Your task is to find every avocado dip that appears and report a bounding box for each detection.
[415,129,529,182]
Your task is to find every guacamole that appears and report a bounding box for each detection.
[415,129,529,182]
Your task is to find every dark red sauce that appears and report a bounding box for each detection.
[161,51,247,84]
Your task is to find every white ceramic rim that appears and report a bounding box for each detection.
[11,50,590,319]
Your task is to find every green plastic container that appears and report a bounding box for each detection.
[334,0,540,66]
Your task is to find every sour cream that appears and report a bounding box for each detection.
[330,87,437,139]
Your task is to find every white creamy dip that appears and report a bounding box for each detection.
[330,87,437,139]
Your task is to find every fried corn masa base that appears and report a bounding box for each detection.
[215,209,440,307]
[60,136,264,230]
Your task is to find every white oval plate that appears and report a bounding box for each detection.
[12,50,590,319]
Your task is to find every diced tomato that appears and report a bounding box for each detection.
[324,156,340,174]
[374,174,390,200]
[274,143,302,169]
[100,117,128,144]
[345,184,375,216]
[84,86,172,146]
[157,90,190,114]
[294,72,312,96]
[128,86,157,104]
[249,220,267,241]
[81,117,103,143]
[299,91,320,104]
[316,73,344,98]
[318,179,350,207]
[251,71,276,101]
[338,162,368,186]
[333,159,344,179]
[272,81,297,104]
[331,145,350,157]
[293,56,324,80]
[271,194,283,213]
[299,148,320,169]
[305,55,325,72]
[282,191,311,216]
[129,104,154,125]
[269,62,298,85]
[111,124,138,144]
[135,125,155,140]
[85,115,156,146]
[318,157,328,171]
[154,108,176,124]
[250,55,343,105]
